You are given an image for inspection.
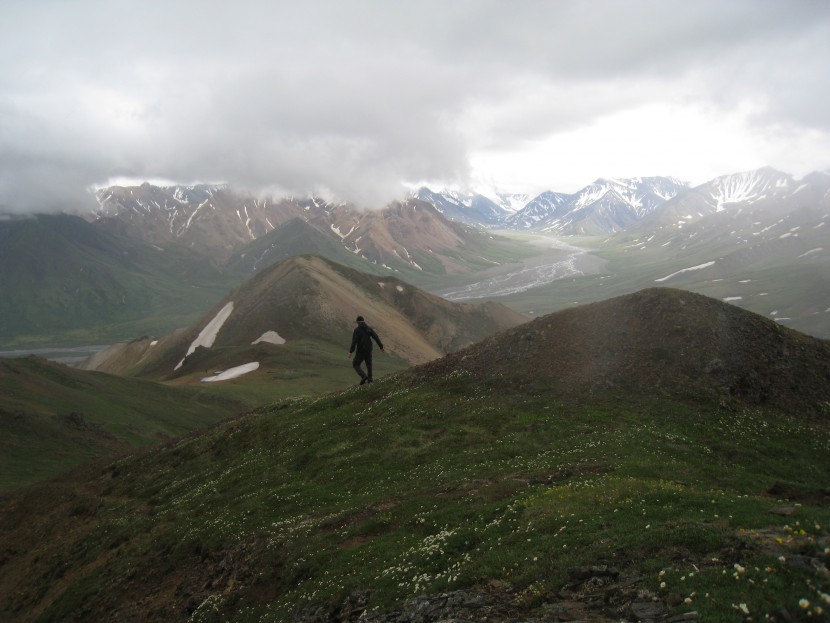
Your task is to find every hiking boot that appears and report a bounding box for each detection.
[359,377,367,385]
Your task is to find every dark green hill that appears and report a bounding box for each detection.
[0,214,232,347]
[0,356,247,491]
[0,289,828,621]
[420,287,830,415]
[224,218,375,275]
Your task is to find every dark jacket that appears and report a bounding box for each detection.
[350,322,383,354]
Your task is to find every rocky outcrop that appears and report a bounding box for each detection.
[293,567,700,623]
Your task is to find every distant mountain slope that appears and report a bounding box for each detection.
[590,169,830,337]
[505,190,572,229]
[86,255,527,378]
[308,200,472,275]
[418,287,830,414]
[414,188,511,226]
[638,167,797,228]
[93,184,310,259]
[491,168,829,339]
[0,356,246,490]
[224,217,370,275]
[0,214,229,346]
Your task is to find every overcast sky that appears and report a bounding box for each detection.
[2,0,830,212]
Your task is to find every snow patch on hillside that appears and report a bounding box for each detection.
[331,224,356,239]
[654,261,716,283]
[175,301,235,370]
[202,362,259,382]
[252,331,286,345]
[185,199,209,231]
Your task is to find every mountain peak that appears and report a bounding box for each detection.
[86,256,527,378]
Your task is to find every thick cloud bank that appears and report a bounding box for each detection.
[1,0,829,213]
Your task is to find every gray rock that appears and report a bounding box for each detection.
[630,600,667,620]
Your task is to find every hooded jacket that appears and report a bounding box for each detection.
[350,321,383,355]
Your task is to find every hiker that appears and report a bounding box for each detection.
[348,315,384,384]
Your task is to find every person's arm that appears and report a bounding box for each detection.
[348,329,358,357]
[371,329,384,352]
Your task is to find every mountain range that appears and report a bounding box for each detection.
[418,176,688,235]
[93,167,825,250]
[415,167,830,237]
[1,166,828,348]
[93,185,506,277]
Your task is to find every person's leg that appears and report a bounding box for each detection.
[352,352,367,382]
[365,351,373,382]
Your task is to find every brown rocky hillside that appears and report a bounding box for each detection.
[415,287,830,415]
[84,256,527,377]
[93,185,489,275]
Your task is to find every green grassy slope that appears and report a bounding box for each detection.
[0,356,249,491]
[0,290,827,622]
[0,214,235,348]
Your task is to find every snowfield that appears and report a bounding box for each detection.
[201,362,260,382]
[252,331,286,345]
[175,301,235,370]
[654,261,716,283]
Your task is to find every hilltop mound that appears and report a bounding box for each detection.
[418,287,830,413]
[86,255,527,378]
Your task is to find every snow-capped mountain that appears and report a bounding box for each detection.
[701,167,794,212]
[94,183,312,257]
[92,183,499,277]
[507,176,689,235]
[414,188,511,226]
[488,191,532,214]
[562,168,829,340]
[637,168,801,231]
[505,191,573,229]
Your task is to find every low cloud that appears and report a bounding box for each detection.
[1,0,829,213]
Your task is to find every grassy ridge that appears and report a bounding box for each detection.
[0,341,412,491]
[3,370,828,621]
[0,356,249,491]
